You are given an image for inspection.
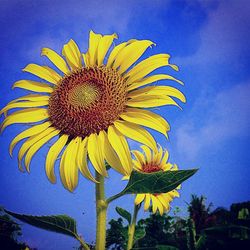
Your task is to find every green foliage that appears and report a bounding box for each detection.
[123,169,198,194]
[136,212,175,248]
[238,208,249,219]
[188,195,213,233]
[186,219,196,250]
[107,196,250,250]
[106,216,146,250]
[116,207,132,224]
[230,201,250,219]
[5,209,79,239]
[106,218,127,250]
[0,212,31,250]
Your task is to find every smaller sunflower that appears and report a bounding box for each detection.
[131,145,180,215]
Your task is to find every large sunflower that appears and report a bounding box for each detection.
[132,146,180,215]
[0,31,185,191]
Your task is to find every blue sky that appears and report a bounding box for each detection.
[0,0,250,249]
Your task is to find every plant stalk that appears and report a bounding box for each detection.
[95,171,107,250]
[76,235,90,250]
[127,204,140,250]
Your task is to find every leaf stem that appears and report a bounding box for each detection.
[95,171,108,250]
[106,191,124,204]
[76,235,90,250]
[127,204,140,250]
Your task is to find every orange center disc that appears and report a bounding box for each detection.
[49,66,127,137]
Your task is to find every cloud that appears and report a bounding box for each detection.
[176,0,250,66]
[176,80,250,159]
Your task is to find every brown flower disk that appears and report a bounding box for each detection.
[49,66,127,137]
[142,164,162,173]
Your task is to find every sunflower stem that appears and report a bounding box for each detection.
[127,204,140,250]
[95,171,107,250]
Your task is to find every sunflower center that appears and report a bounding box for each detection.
[142,164,162,173]
[68,83,100,109]
[49,66,127,137]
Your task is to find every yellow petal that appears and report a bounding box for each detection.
[98,130,125,175]
[107,125,132,175]
[162,163,172,171]
[132,150,146,166]
[154,196,164,215]
[161,150,169,165]
[17,127,55,171]
[162,193,173,202]
[153,146,163,165]
[60,138,79,192]
[13,80,54,93]
[126,54,178,85]
[87,133,107,177]
[0,100,48,116]
[106,42,127,67]
[151,195,159,214]
[168,190,180,198]
[120,108,170,138]
[113,40,155,74]
[68,138,80,191]
[128,74,183,91]
[135,194,146,205]
[1,108,49,133]
[128,86,186,103]
[45,134,68,183]
[62,39,82,69]
[41,48,70,74]
[82,53,89,66]
[76,137,97,182]
[42,66,62,83]
[87,31,102,66]
[144,194,151,211]
[60,143,73,192]
[8,94,49,103]
[172,163,178,170]
[133,159,142,171]
[9,121,51,156]
[23,64,60,84]
[157,194,170,211]
[141,145,152,163]
[127,94,181,108]
[97,33,117,66]
[107,39,137,68]
[24,129,59,172]
[125,54,169,78]
[114,120,157,152]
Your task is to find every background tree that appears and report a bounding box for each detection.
[0,212,31,250]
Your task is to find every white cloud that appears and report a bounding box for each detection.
[176,81,250,159]
[176,0,250,65]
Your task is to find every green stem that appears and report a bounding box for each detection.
[76,235,90,250]
[127,204,140,250]
[95,171,107,250]
[106,191,124,204]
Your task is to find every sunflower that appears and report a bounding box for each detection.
[132,145,180,215]
[0,31,185,192]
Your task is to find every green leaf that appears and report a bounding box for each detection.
[134,227,146,242]
[116,207,132,224]
[123,169,198,194]
[4,209,79,239]
[107,169,198,204]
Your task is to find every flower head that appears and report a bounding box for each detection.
[132,145,180,215]
[1,31,185,191]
